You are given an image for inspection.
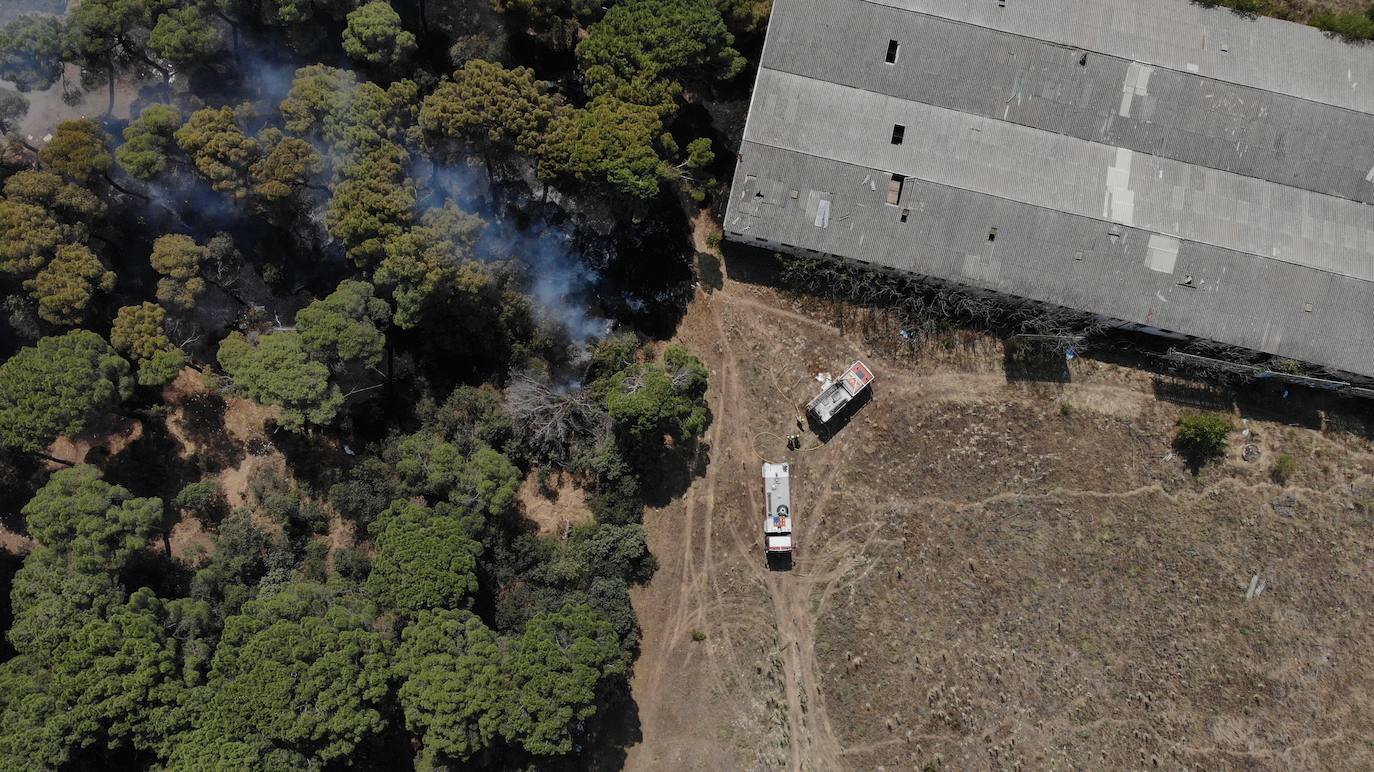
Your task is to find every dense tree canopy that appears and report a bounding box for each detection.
[296,279,391,369]
[250,129,324,202]
[168,584,392,767]
[326,142,417,266]
[0,0,724,766]
[602,345,711,444]
[420,60,558,163]
[394,609,505,766]
[343,0,417,69]
[149,234,208,311]
[542,96,674,199]
[24,244,116,326]
[148,6,224,67]
[111,302,187,386]
[367,501,482,615]
[22,465,161,564]
[41,119,115,184]
[175,107,261,199]
[0,331,132,454]
[577,0,745,114]
[0,197,65,277]
[374,202,485,328]
[5,169,105,228]
[118,104,183,181]
[218,331,345,431]
[0,15,63,92]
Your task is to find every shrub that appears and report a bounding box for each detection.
[1311,9,1374,41]
[1058,401,1073,417]
[1174,413,1232,464]
[1271,453,1297,486]
[174,480,224,518]
[333,546,372,582]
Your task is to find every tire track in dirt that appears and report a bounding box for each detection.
[709,283,848,771]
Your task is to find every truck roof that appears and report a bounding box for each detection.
[807,361,875,423]
[763,463,792,534]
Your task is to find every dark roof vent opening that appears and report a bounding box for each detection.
[885,40,899,64]
[891,124,905,145]
[988,227,998,243]
[900,208,910,223]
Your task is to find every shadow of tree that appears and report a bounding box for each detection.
[637,439,711,508]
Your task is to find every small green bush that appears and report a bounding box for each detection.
[690,629,707,642]
[1311,9,1374,41]
[1271,453,1297,486]
[333,546,372,582]
[1058,401,1073,417]
[1175,412,1232,464]
[174,480,223,517]
[705,231,722,249]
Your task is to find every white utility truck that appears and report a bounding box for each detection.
[762,462,793,556]
[806,360,875,424]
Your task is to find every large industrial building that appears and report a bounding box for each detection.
[725,0,1374,382]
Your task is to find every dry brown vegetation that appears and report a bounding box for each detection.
[624,223,1374,769]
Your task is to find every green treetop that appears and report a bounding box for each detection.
[169,583,392,767]
[4,169,106,228]
[280,64,360,144]
[419,60,559,164]
[148,6,224,68]
[296,279,391,369]
[111,303,187,386]
[217,331,345,431]
[393,609,504,767]
[387,433,520,519]
[576,0,745,114]
[5,548,125,658]
[342,1,417,69]
[0,589,182,769]
[175,107,262,199]
[0,198,65,277]
[40,119,115,183]
[499,604,628,755]
[374,201,485,329]
[118,103,182,181]
[24,244,116,326]
[250,129,324,202]
[325,142,416,267]
[149,233,208,312]
[21,464,162,567]
[0,330,132,454]
[280,65,417,159]
[0,15,63,92]
[602,345,710,444]
[542,96,675,200]
[366,501,482,616]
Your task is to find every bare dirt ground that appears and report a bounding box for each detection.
[624,222,1374,770]
[518,472,594,537]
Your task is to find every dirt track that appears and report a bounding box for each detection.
[624,229,1374,769]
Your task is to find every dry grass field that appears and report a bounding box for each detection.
[623,221,1374,770]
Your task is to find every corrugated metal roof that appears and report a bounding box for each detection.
[763,1,1374,202]
[725,0,1374,379]
[865,0,1374,115]
[728,142,1374,377]
[745,68,1374,282]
